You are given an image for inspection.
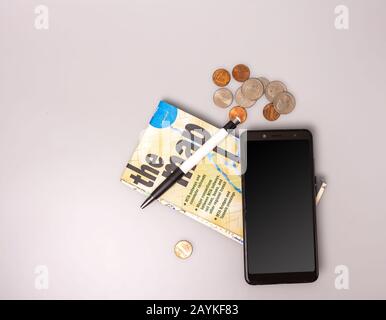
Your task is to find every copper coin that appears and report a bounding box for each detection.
[174,240,193,259]
[213,88,233,108]
[263,103,280,121]
[258,77,269,90]
[273,91,296,114]
[235,87,256,108]
[265,80,287,102]
[212,68,231,87]
[232,64,250,82]
[241,78,264,100]
[229,106,247,124]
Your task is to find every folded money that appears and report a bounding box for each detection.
[121,101,244,243]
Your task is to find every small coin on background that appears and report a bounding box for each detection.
[235,87,256,108]
[257,77,269,91]
[174,240,193,259]
[213,88,233,108]
[273,91,296,114]
[232,64,250,82]
[241,78,264,100]
[212,68,231,87]
[265,80,287,102]
[263,103,281,121]
[229,106,248,123]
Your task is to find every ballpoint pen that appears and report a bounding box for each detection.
[140,117,241,209]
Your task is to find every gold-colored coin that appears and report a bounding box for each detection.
[263,103,280,121]
[213,88,233,108]
[265,80,287,102]
[232,64,250,82]
[174,240,193,259]
[212,68,231,87]
[235,87,256,108]
[273,91,296,114]
[229,106,247,124]
[241,78,264,100]
[257,77,269,90]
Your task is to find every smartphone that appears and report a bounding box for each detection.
[241,130,318,285]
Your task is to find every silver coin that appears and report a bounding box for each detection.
[273,91,296,114]
[257,77,269,90]
[241,78,264,101]
[213,88,233,108]
[235,87,256,108]
[265,80,287,102]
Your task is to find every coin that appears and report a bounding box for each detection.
[241,78,264,100]
[257,77,269,90]
[212,68,231,87]
[273,91,296,114]
[174,240,193,259]
[235,87,256,108]
[229,106,247,123]
[263,103,280,121]
[213,88,233,108]
[232,64,250,82]
[265,80,287,102]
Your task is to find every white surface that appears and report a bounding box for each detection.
[180,128,229,173]
[1,0,386,299]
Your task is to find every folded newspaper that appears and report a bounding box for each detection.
[121,101,243,243]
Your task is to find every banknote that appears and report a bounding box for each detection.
[121,101,244,243]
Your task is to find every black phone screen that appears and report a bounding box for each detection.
[242,131,317,284]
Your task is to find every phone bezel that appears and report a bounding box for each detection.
[241,129,319,285]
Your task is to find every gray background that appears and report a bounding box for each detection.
[1,0,385,299]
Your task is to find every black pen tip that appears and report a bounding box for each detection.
[140,196,155,209]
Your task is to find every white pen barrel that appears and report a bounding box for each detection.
[180,128,229,174]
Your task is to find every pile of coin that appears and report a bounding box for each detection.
[212,64,296,123]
